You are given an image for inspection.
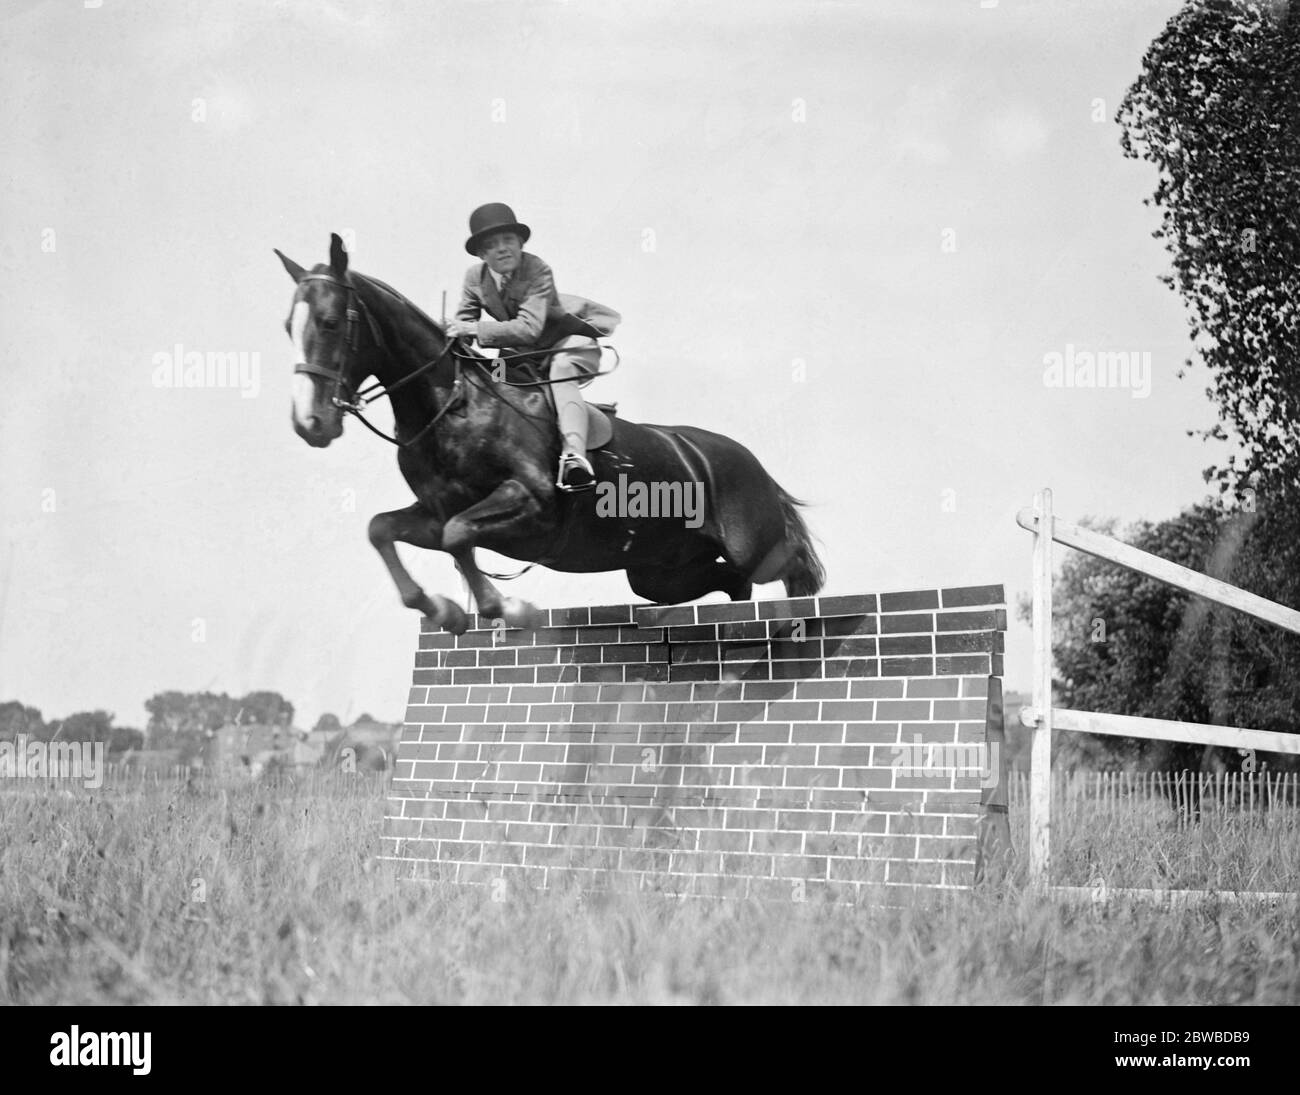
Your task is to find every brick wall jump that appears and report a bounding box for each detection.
[381,585,1007,901]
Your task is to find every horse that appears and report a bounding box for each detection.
[275,234,824,634]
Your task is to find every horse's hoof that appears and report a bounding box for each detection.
[424,595,468,635]
[441,603,469,635]
[500,597,542,631]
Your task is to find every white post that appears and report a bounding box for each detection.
[1029,488,1054,883]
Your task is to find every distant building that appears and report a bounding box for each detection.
[204,722,309,777]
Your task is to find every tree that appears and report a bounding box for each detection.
[144,691,236,749]
[56,710,116,744]
[237,690,294,728]
[107,726,144,754]
[0,701,44,741]
[1118,0,1300,501]
[312,713,341,735]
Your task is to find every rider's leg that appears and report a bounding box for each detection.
[553,360,589,452]
[551,335,600,491]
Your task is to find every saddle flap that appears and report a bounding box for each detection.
[585,402,615,451]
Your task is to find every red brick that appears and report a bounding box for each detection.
[816,745,874,766]
[520,743,566,763]
[465,723,508,743]
[937,609,1002,632]
[936,655,994,675]
[565,743,612,765]
[805,832,861,857]
[763,744,817,766]
[751,830,803,854]
[777,809,832,831]
[887,859,942,884]
[793,680,849,700]
[898,722,958,743]
[830,810,887,834]
[843,723,900,744]
[788,723,842,744]
[710,744,764,765]
[905,677,961,698]
[736,724,793,744]
[849,679,905,698]
[757,597,818,620]
[722,853,775,875]
[932,699,987,720]
[439,840,484,863]
[917,836,973,860]
[839,767,894,789]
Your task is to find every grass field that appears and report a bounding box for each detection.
[2,772,1298,1005]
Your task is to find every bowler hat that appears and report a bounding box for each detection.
[465,203,531,255]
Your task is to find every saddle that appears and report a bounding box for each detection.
[582,402,617,451]
[507,357,617,451]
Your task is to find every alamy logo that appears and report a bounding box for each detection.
[0,734,104,788]
[889,737,1000,788]
[49,1027,151,1075]
[594,473,704,528]
[1042,343,1151,398]
[152,344,261,398]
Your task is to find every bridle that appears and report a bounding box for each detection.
[294,271,462,448]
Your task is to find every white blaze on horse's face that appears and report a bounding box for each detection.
[289,299,318,430]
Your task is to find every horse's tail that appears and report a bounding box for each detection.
[776,487,825,597]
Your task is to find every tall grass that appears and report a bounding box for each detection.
[1,771,1297,1004]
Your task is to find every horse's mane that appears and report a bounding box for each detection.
[351,270,447,339]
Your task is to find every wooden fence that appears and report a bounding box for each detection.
[1018,487,1300,889]
[1005,770,1300,819]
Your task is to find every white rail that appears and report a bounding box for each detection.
[1018,488,1300,883]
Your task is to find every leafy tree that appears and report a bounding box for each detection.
[107,725,144,754]
[1118,0,1300,500]
[0,701,44,741]
[56,710,116,744]
[238,690,294,727]
[144,691,234,748]
[312,712,341,735]
[143,690,294,745]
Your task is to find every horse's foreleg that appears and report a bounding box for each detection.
[442,480,548,630]
[367,502,468,634]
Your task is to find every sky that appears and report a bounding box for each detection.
[0,0,1219,731]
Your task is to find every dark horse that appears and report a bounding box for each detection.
[276,234,824,634]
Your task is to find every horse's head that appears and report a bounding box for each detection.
[274,233,370,448]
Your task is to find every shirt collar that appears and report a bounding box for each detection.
[488,256,522,290]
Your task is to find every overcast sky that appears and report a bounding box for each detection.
[1,0,1216,730]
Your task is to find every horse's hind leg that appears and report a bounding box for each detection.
[628,554,752,604]
[367,502,468,633]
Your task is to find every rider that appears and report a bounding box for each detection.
[446,202,620,492]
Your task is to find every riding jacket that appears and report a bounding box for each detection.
[455,252,620,353]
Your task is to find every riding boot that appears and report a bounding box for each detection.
[555,382,595,491]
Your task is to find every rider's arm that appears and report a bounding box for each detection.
[476,261,555,348]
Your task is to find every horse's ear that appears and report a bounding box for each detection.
[274,249,306,283]
[329,232,349,277]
